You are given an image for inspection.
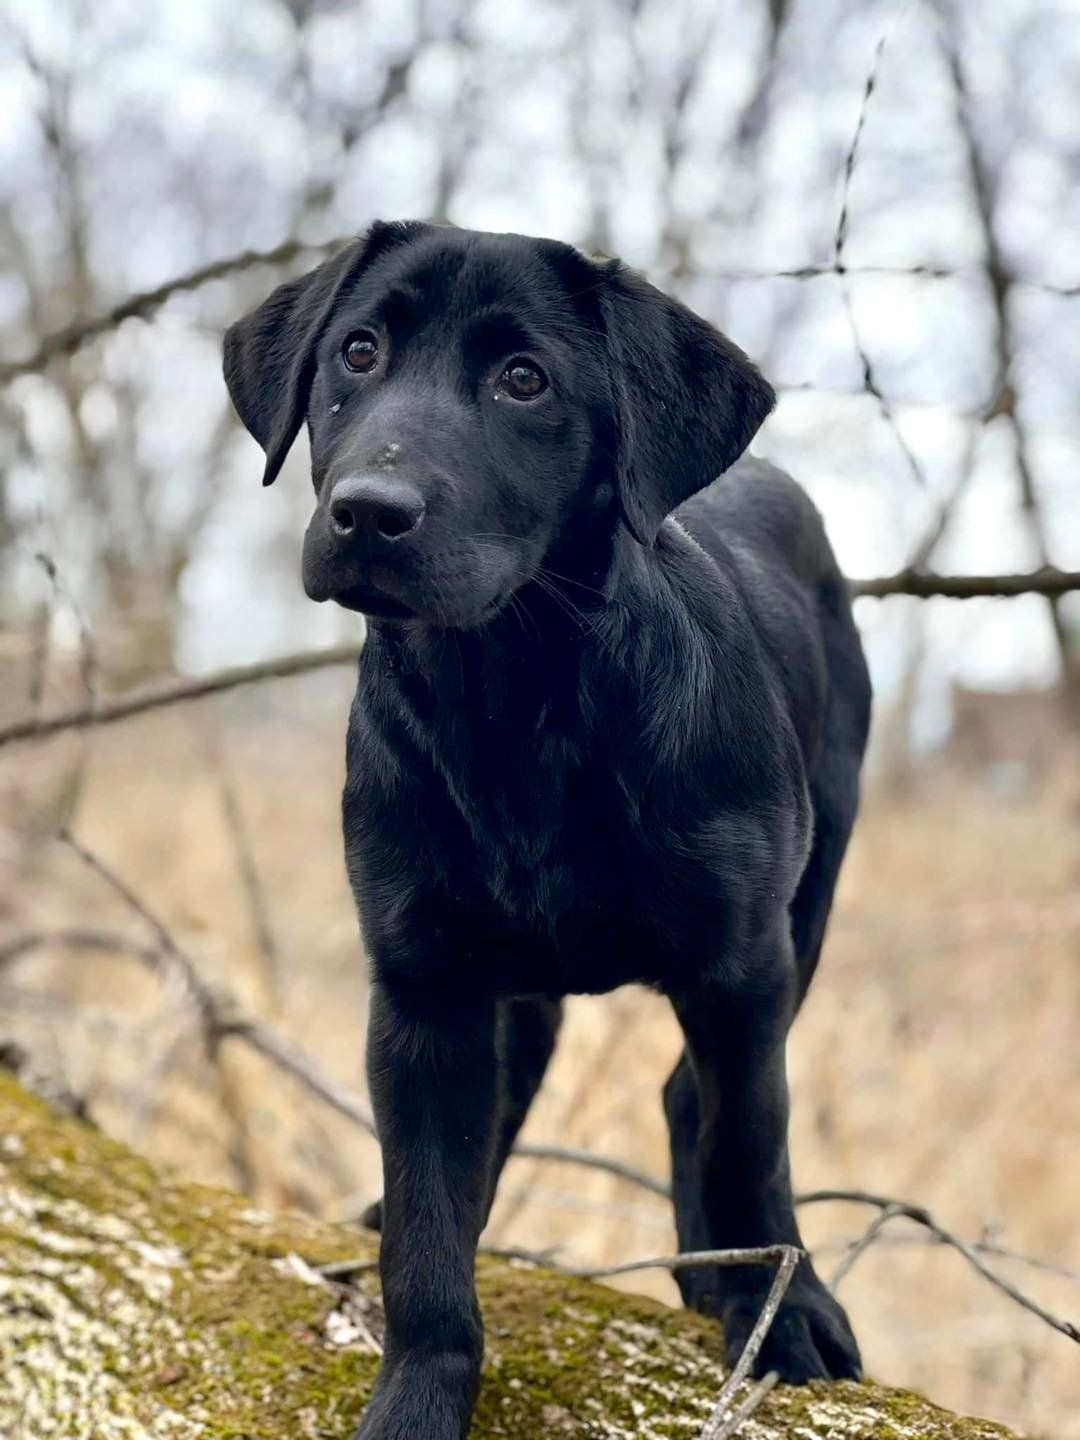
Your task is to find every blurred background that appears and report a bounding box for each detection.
[0,0,1077,1435]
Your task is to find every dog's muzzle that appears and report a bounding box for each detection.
[302,473,427,618]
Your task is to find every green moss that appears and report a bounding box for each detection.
[0,1073,1018,1440]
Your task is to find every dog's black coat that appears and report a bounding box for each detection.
[224,222,872,1440]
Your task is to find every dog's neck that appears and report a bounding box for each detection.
[369,524,657,715]
[363,517,734,814]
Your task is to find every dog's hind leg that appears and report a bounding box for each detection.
[791,601,871,1004]
[486,997,563,1219]
[663,1047,720,1314]
[789,758,860,1007]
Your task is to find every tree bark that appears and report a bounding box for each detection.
[0,1073,1015,1440]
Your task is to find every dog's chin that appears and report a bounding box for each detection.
[330,583,416,621]
[304,566,511,629]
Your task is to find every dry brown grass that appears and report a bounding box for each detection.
[1,677,1077,1438]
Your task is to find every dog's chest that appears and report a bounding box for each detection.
[438,705,622,925]
[352,637,786,992]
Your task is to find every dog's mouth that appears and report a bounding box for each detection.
[330,582,415,621]
[302,522,524,629]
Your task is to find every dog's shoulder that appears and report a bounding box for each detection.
[675,455,841,593]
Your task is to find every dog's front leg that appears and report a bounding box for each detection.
[356,977,497,1440]
[667,917,861,1384]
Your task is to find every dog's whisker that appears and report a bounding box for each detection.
[537,565,607,600]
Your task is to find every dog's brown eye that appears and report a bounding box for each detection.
[343,330,379,373]
[499,360,546,400]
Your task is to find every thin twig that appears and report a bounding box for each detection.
[800,1189,1080,1342]
[0,927,162,974]
[204,717,282,1011]
[216,1016,377,1137]
[936,9,1077,707]
[511,1142,671,1199]
[58,831,258,1190]
[815,1228,1080,1286]
[318,1242,796,1283]
[699,1248,799,1439]
[522,1244,799,1283]
[830,1202,906,1290]
[834,27,926,491]
[31,550,97,826]
[25,600,50,713]
[58,829,217,1031]
[702,1370,780,1440]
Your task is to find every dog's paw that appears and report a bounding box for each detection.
[721,1274,861,1384]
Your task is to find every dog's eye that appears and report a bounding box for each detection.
[499,359,547,401]
[342,330,379,373]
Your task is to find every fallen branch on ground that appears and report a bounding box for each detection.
[1,1073,1021,1440]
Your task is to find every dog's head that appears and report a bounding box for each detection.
[224,222,774,626]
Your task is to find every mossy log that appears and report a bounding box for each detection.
[0,1073,1016,1440]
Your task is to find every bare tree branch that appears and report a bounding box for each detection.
[2,251,1074,391]
[849,566,1080,600]
[829,1201,906,1290]
[0,565,1076,750]
[799,1188,1080,1343]
[215,1015,378,1137]
[0,232,355,384]
[703,1371,780,1440]
[0,927,162,974]
[0,641,361,746]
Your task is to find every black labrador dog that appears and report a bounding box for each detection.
[224,221,872,1440]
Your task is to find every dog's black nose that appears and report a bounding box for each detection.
[328,476,426,543]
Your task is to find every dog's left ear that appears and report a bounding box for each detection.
[223,221,428,486]
[598,263,775,544]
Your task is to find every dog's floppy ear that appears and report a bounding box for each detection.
[598,262,775,544]
[222,221,428,486]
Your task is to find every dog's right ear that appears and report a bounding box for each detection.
[222,221,427,486]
